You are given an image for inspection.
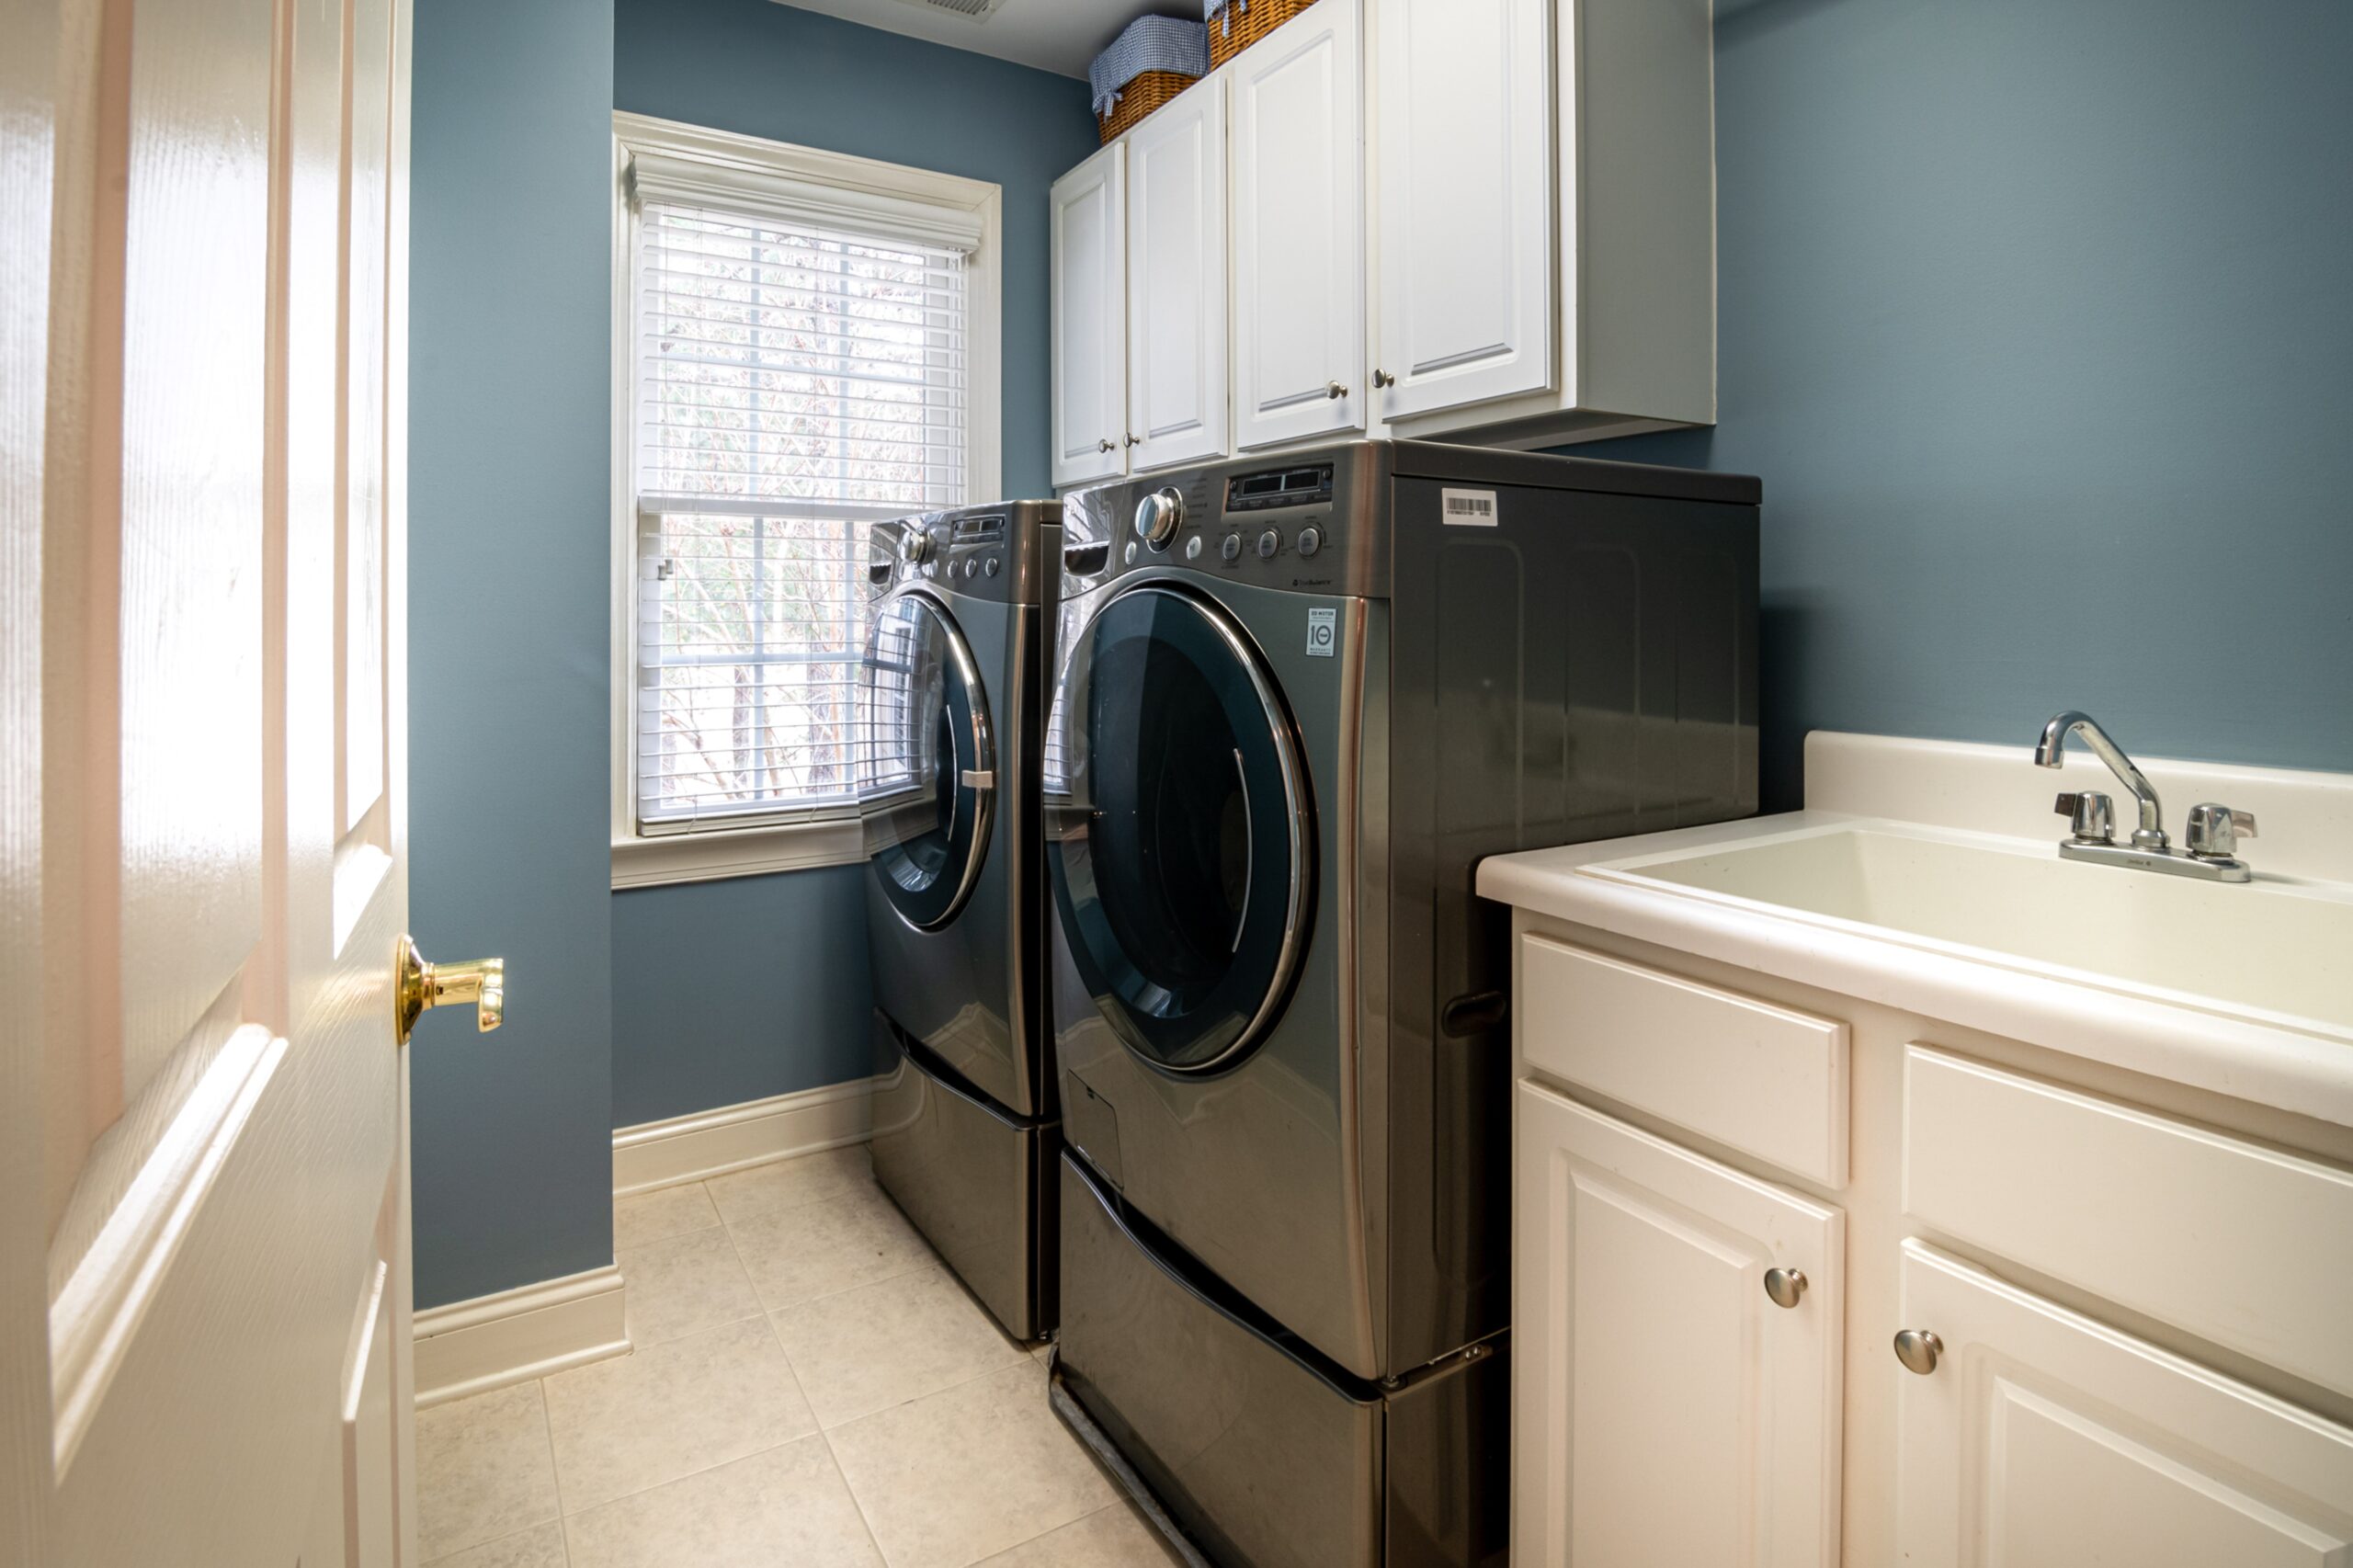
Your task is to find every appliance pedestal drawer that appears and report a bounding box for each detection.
[870,1021,1058,1340]
[1053,1153,1506,1568]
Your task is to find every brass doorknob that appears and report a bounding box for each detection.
[394,935,505,1046]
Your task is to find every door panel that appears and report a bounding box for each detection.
[1371,0,1552,419]
[1514,1081,1843,1568]
[1230,0,1364,449]
[1045,585,1311,1074]
[16,0,419,1559]
[858,591,997,932]
[1051,142,1126,487]
[1125,74,1229,472]
[1894,1242,2353,1568]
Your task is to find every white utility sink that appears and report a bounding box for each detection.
[1583,823,2353,1040]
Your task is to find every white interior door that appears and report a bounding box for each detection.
[1124,72,1229,472]
[1230,0,1365,450]
[1514,1080,1843,1568]
[1370,0,1553,418]
[1049,142,1127,488]
[1894,1242,2353,1568]
[2,0,437,1562]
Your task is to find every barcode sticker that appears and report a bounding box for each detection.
[1441,488,1499,526]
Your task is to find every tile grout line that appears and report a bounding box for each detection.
[551,1181,823,1528]
[753,1181,898,1567]
[534,1377,573,1568]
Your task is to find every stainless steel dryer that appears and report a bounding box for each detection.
[1041,442,1760,1567]
[859,500,1060,1341]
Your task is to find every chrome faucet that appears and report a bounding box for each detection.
[2032,710,2255,882]
[2036,710,2168,848]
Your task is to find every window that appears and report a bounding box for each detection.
[611,115,1001,886]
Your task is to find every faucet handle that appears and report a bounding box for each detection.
[2055,791,2116,845]
[2186,802,2256,860]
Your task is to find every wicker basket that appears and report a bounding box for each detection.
[1092,16,1209,144]
[1099,69,1194,143]
[1208,0,1317,69]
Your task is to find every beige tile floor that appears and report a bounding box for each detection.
[416,1144,1183,1568]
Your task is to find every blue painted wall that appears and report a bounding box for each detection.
[609,867,873,1125]
[607,0,1097,1128]
[1576,0,2353,810]
[410,0,616,1308]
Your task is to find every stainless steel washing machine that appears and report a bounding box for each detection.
[1041,441,1760,1567]
[858,500,1060,1341]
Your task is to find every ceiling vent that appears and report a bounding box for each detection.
[894,0,1007,19]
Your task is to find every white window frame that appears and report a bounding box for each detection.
[609,111,1003,889]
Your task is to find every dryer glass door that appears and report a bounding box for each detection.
[1047,585,1312,1074]
[859,592,996,930]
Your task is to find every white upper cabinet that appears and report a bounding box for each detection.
[1124,74,1230,472]
[1370,0,1553,419]
[1051,142,1127,487]
[1229,0,1365,450]
[1895,1243,2353,1568]
[1516,1081,1844,1568]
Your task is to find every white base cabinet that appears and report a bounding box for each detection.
[1895,1242,2353,1567]
[1515,1081,1844,1568]
[1503,920,2353,1566]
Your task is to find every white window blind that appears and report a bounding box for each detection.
[631,195,972,832]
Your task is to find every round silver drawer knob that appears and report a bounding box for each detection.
[1762,1267,1807,1310]
[1893,1329,1944,1376]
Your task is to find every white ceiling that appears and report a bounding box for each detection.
[777,0,1185,81]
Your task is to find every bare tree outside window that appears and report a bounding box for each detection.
[631,202,969,828]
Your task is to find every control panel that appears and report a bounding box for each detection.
[871,506,1053,605]
[1061,457,1357,598]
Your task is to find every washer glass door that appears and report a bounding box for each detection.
[859,591,995,930]
[1047,584,1312,1074]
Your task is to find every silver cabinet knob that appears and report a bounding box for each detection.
[1370,368,1394,389]
[1097,437,1116,453]
[1763,1267,1807,1310]
[1123,433,1141,448]
[2054,790,2115,845]
[1325,380,1347,400]
[1893,1329,1944,1376]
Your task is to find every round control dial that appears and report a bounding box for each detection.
[1133,487,1186,551]
[1256,528,1280,560]
[901,528,934,565]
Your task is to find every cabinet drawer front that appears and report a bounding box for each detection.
[1904,1046,2353,1401]
[1518,936,1848,1187]
[1515,1081,1842,1568]
[1896,1242,2353,1566]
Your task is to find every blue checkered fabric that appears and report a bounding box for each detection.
[1088,15,1210,117]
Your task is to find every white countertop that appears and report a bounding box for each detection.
[1476,733,2353,1130]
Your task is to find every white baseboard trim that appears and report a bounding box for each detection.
[611,1075,880,1197]
[414,1264,630,1408]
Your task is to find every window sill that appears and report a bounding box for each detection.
[610,818,865,891]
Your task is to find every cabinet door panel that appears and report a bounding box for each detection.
[1126,76,1228,472]
[1895,1243,2353,1568]
[1515,1081,1842,1568]
[1372,0,1552,419]
[1051,143,1125,487]
[1230,0,1363,449]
